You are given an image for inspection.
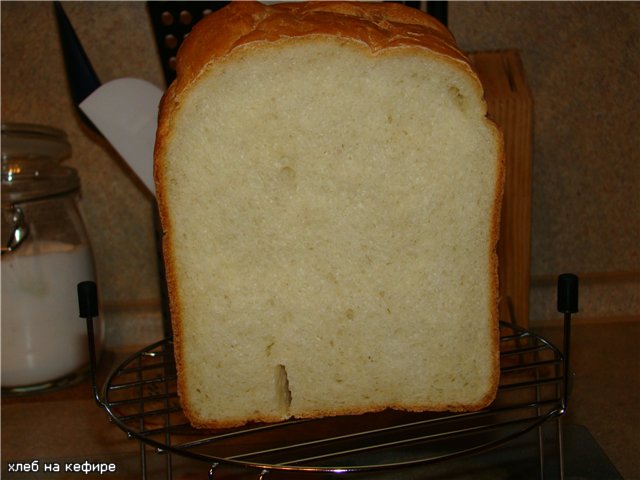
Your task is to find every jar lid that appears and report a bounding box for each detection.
[1,123,71,161]
[2,123,78,204]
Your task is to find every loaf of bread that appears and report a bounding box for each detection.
[154,1,504,429]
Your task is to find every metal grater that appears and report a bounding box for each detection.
[147,1,230,86]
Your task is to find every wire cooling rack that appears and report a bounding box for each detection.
[78,274,577,479]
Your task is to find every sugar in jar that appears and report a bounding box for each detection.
[1,123,102,393]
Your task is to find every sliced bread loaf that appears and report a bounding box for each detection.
[154,1,504,429]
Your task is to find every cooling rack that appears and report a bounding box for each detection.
[77,274,578,479]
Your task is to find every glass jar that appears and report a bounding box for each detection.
[1,123,102,394]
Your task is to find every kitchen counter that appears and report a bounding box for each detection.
[2,320,638,479]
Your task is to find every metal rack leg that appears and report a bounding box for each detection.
[165,452,172,480]
[163,340,173,480]
[556,273,577,480]
[537,425,545,480]
[557,416,566,480]
[139,441,147,480]
[535,343,545,480]
[77,281,101,406]
[138,351,148,480]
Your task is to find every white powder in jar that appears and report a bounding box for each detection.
[1,241,100,387]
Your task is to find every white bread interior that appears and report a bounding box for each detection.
[155,1,503,429]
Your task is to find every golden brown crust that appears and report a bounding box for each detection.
[154,0,503,429]
[156,0,481,184]
[485,123,506,409]
[174,1,468,94]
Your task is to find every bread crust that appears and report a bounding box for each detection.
[154,1,504,430]
[176,2,466,91]
[156,1,475,145]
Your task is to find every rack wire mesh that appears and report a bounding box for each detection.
[85,319,569,479]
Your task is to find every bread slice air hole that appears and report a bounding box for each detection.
[276,364,292,412]
[448,85,469,112]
